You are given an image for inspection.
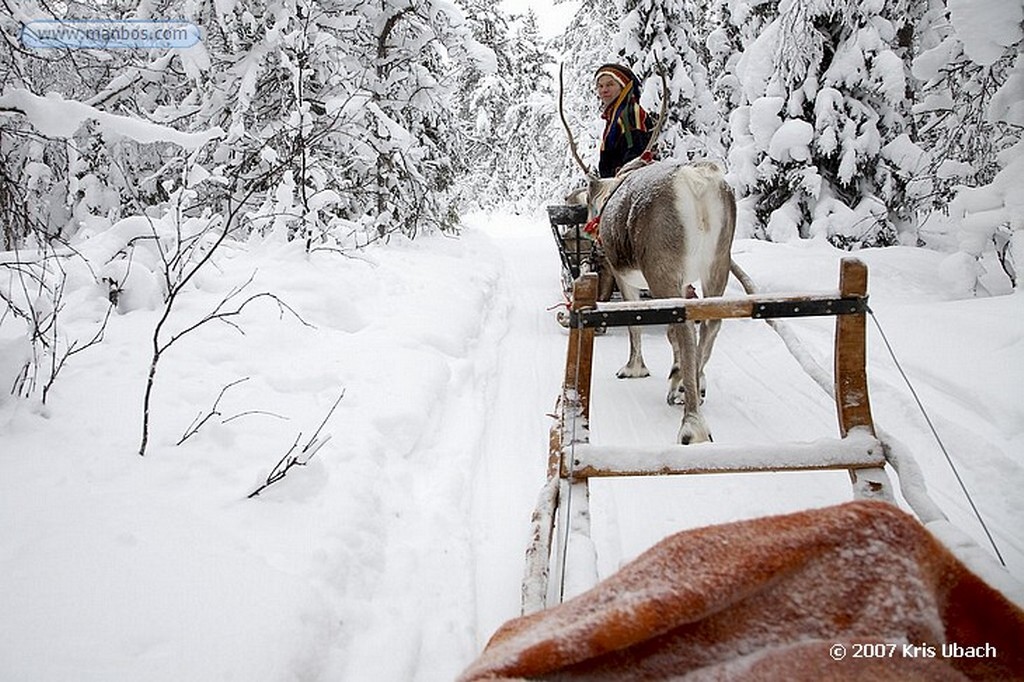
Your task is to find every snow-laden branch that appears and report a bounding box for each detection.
[0,89,223,148]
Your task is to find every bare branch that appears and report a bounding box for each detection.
[176,377,250,446]
[221,410,289,425]
[246,390,345,499]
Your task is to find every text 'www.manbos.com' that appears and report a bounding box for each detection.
[21,19,201,49]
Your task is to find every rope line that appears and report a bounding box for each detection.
[867,307,1006,567]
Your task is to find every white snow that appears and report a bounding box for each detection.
[0,89,223,149]
[949,0,1024,67]
[768,118,813,162]
[1,212,1022,680]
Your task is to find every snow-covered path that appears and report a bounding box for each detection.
[1,212,1021,682]
[463,216,567,649]
[319,214,572,678]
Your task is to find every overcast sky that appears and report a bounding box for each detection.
[498,0,579,39]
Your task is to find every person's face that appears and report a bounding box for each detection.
[596,75,623,106]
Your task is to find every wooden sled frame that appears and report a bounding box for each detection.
[522,257,894,614]
[548,204,594,296]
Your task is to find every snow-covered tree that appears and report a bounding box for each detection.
[727,0,922,247]
[549,0,622,191]
[704,0,778,156]
[167,0,473,244]
[349,0,472,239]
[478,10,561,211]
[458,2,516,207]
[459,3,584,211]
[915,0,1023,291]
[613,0,719,161]
[913,0,1020,204]
[8,0,478,249]
[0,1,149,245]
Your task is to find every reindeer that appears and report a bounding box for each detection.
[559,65,741,445]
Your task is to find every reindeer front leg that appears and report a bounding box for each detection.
[618,325,649,378]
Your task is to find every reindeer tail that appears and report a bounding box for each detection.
[730,259,757,295]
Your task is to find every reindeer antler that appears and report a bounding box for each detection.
[558,63,594,178]
[641,60,669,160]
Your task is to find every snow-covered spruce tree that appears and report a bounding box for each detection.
[347,0,473,240]
[612,0,720,161]
[549,0,623,192]
[913,0,1022,291]
[215,0,368,245]
[132,0,472,246]
[728,0,921,247]
[704,0,779,158]
[458,1,515,208]
[464,8,562,212]
[496,11,565,211]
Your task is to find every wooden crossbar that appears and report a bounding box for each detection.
[571,292,868,328]
[567,429,884,479]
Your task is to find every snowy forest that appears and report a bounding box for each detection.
[2,0,1021,255]
[2,1,1023,679]
[2,0,1022,405]
[0,0,1017,457]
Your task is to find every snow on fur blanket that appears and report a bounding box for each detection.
[460,501,1024,681]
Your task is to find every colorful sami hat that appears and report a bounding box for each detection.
[594,63,641,92]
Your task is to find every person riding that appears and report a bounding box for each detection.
[592,63,693,298]
[594,63,655,178]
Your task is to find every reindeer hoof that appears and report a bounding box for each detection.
[616,364,649,379]
[678,414,712,445]
[666,385,685,405]
[684,432,713,445]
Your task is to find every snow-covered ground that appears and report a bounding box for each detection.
[1,212,1022,680]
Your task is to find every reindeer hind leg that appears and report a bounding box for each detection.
[646,271,712,444]
[695,319,722,399]
[645,277,689,407]
[675,318,712,444]
[614,277,649,379]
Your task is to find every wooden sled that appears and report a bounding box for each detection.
[547,204,595,299]
[547,204,620,327]
[460,257,1024,682]
[523,257,894,613]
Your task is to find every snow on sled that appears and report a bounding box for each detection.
[460,259,1024,681]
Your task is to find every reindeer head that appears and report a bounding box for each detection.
[585,175,623,219]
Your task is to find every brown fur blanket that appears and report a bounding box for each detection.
[460,501,1024,681]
